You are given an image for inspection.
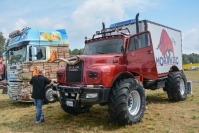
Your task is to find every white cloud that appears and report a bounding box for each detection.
[0,19,29,39]
[14,19,28,30]
[27,17,66,29]
[14,17,67,29]
[0,19,28,38]
[68,0,159,50]
[124,0,159,10]
[1,0,160,50]
[54,21,68,30]
[1,18,69,39]
[0,28,9,38]
[182,23,199,54]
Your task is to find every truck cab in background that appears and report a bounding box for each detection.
[6,27,70,103]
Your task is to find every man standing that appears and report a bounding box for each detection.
[30,69,52,124]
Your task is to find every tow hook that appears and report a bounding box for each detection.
[76,87,83,101]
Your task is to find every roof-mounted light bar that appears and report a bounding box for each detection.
[9,30,21,38]
[22,27,31,32]
[90,19,137,39]
[109,19,136,28]
[92,27,130,39]
[9,27,30,38]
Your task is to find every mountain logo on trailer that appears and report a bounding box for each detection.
[156,29,179,66]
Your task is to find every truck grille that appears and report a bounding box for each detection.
[66,60,83,83]
[8,82,20,98]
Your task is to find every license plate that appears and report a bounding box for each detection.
[66,101,73,107]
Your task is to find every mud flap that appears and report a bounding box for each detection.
[187,81,192,94]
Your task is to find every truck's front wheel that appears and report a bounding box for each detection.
[44,86,56,103]
[108,78,146,125]
[165,72,188,101]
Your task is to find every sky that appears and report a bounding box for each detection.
[0,0,199,54]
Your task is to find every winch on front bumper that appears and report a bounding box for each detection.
[56,85,110,107]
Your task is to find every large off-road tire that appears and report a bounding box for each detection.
[61,104,91,115]
[44,86,57,104]
[165,71,188,101]
[108,78,146,125]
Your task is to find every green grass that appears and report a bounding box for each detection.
[0,71,199,133]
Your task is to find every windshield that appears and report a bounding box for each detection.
[83,38,124,55]
[8,46,27,64]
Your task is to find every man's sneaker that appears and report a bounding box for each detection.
[40,118,44,122]
[35,121,40,124]
[40,114,44,122]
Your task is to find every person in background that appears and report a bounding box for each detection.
[30,69,52,124]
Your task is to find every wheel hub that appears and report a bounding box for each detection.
[179,79,185,95]
[128,90,141,116]
[46,88,55,102]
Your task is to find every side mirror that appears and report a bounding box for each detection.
[31,47,37,61]
[121,45,126,53]
[10,51,14,55]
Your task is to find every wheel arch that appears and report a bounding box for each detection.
[111,72,134,88]
[169,65,180,72]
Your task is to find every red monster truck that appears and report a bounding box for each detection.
[55,14,192,125]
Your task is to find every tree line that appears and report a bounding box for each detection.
[183,53,199,64]
[69,48,84,55]
[0,32,6,55]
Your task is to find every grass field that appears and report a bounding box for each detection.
[0,71,199,133]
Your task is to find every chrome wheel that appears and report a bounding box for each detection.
[128,90,141,116]
[45,87,55,102]
[180,79,185,95]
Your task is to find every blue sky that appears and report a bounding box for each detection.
[0,0,198,54]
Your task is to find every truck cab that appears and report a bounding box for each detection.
[6,27,70,103]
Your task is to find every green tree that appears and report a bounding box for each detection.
[188,53,199,63]
[182,54,190,64]
[0,32,6,54]
[183,53,199,64]
[69,48,84,55]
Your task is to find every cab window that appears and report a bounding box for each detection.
[29,46,46,61]
[129,33,150,51]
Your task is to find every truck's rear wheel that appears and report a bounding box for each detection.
[165,72,188,101]
[44,86,56,103]
[61,104,91,115]
[108,78,146,125]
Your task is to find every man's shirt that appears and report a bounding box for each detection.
[30,75,51,99]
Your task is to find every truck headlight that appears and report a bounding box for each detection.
[86,93,98,98]
[57,73,63,78]
[88,71,98,78]
[71,93,75,97]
